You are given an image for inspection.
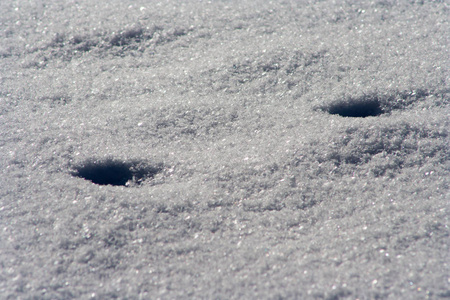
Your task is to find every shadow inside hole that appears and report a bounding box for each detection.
[326,99,383,118]
[72,159,160,186]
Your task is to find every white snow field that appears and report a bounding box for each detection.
[1,0,449,299]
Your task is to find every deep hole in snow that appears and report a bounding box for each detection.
[326,98,383,118]
[72,159,160,186]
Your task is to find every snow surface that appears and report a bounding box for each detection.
[1,0,449,299]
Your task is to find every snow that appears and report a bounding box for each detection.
[1,0,449,299]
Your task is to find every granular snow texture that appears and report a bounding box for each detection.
[0,0,449,299]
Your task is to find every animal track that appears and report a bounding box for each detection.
[326,97,383,117]
[71,159,161,186]
[320,89,432,117]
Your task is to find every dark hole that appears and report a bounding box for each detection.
[327,99,383,118]
[72,159,160,186]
